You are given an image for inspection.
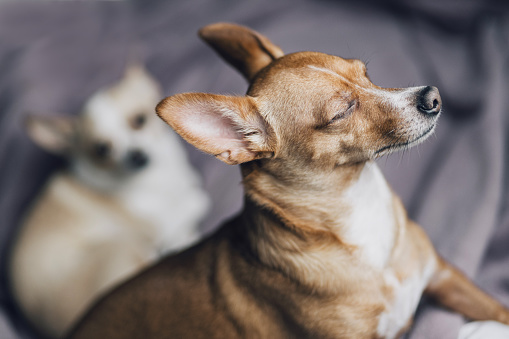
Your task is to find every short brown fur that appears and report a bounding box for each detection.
[68,23,509,339]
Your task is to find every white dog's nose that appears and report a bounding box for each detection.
[417,86,441,116]
[126,149,149,170]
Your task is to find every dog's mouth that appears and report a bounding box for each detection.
[374,124,436,156]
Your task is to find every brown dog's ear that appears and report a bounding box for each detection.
[25,115,76,155]
[156,93,274,165]
[199,22,284,81]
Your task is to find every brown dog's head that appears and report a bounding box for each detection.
[157,23,441,170]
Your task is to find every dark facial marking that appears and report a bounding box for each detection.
[130,114,147,130]
[91,141,111,160]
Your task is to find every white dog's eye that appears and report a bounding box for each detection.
[131,114,147,130]
[91,141,111,159]
[329,100,356,124]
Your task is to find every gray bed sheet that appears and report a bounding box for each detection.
[0,1,508,338]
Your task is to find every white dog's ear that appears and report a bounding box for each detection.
[199,22,284,81]
[119,64,162,100]
[25,115,75,155]
[156,93,275,165]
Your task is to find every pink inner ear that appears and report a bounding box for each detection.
[178,104,246,155]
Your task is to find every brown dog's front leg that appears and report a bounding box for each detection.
[425,257,509,324]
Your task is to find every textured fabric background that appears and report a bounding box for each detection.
[0,1,508,338]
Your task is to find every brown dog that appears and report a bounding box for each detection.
[67,23,509,339]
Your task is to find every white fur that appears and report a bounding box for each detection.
[341,162,437,338]
[458,321,509,339]
[342,162,395,269]
[307,65,342,78]
[10,66,209,338]
[377,258,436,338]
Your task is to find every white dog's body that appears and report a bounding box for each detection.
[9,66,209,338]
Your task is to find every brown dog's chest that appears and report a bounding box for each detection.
[249,260,434,339]
[230,163,435,338]
[224,226,434,339]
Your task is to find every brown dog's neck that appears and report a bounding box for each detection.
[237,160,398,289]
[241,158,365,231]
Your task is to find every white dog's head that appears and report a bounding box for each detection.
[27,65,170,190]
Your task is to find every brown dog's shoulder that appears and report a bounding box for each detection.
[67,229,238,338]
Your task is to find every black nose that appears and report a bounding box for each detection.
[126,149,149,170]
[417,86,442,116]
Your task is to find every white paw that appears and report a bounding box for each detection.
[458,321,509,339]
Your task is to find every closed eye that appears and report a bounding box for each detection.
[329,100,356,124]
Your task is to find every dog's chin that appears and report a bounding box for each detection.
[374,124,436,157]
[73,159,150,192]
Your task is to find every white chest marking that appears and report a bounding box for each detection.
[342,163,395,269]
[377,258,436,338]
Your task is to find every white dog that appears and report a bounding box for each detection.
[9,65,209,338]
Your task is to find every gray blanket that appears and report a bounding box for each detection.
[0,1,508,338]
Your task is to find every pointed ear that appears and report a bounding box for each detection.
[25,115,76,155]
[119,64,162,100]
[156,93,275,165]
[199,22,284,81]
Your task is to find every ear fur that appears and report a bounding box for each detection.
[25,115,75,155]
[123,64,160,90]
[199,22,284,81]
[116,64,162,101]
[156,93,274,165]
